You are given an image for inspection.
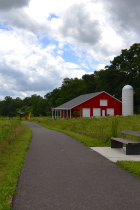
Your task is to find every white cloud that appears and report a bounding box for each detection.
[91,63,106,71]
[0,0,140,99]
[63,62,80,69]
[80,63,89,69]
[57,50,63,56]
[0,28,87,99]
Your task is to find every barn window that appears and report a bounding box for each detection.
[107,108,114,116]
[100,100,107,106]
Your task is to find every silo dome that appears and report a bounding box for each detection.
[122,85,133,91]
[122,85,133,116]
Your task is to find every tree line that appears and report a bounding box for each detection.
[0,43,140,116]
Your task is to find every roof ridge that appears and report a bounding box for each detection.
[53,91,103,110]
[80,91,103,96]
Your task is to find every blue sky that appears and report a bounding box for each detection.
[47,13,59,21]
[0,0,139,99]
[38,35,100,72]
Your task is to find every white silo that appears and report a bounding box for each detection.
[122,85,133,116]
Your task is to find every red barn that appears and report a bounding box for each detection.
[52,91,122,118]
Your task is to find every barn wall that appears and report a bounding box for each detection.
[72,92,122,117]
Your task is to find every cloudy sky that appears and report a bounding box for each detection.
[0,0,139,99]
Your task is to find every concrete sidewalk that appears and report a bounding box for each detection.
[90,147,140,162]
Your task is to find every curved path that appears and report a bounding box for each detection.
[13,122,140,210]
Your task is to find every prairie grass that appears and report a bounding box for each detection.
[30,115,140,147]
[0,121,32,210]
[0,119,21,145]
[0,124,25,153]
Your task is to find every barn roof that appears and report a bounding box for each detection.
[53,91,103,110]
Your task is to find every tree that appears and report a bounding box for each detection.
[1,96,13,115]
[36,99,48,116]
[60,78,85,104]
[82,74,96,93]
[110,43,140,88]
[23,97,32,107]
[44,88,61,108]
[107,43,140,110]
[20,106,32,114]
[10,97,23,113]
[94,68,128,100]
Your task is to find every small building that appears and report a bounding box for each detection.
[52,91,122,118]
[9,112,24,120]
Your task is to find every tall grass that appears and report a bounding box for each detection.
[111,116,119,137]
[0,120,32,210]
[0,120,21,142]
[0,119,23,153]
[30,115,140,147]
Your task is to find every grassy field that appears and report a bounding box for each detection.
[0,119,32,210]
[0,115,140,209]
[29,115,140,179]
[29,115,140,147]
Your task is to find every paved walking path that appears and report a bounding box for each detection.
[12,122,140,210]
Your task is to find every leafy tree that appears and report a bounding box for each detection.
[36,99,48,116]
[0,96,13,115]
[106,43,140,110]
[23,97,32,107]
[94,68,128,100]
[82,74,96,93]
[60,78,85,103]
[110,43,140,87]
[10,97,23,113]
[44,88,61,108]
[20,106,32,114]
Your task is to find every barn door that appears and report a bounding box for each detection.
[93,108,101,117]
[102,110,105,116]
[107,108,114,116]
[83,108,90,117]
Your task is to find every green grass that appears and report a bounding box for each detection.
[116,161,140,179]
[36,123,108,147]
[0,119,22,146]
[1,115,139,209]
[29,115,140,147]
[29,115,140,179]
[0,123,32,210]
